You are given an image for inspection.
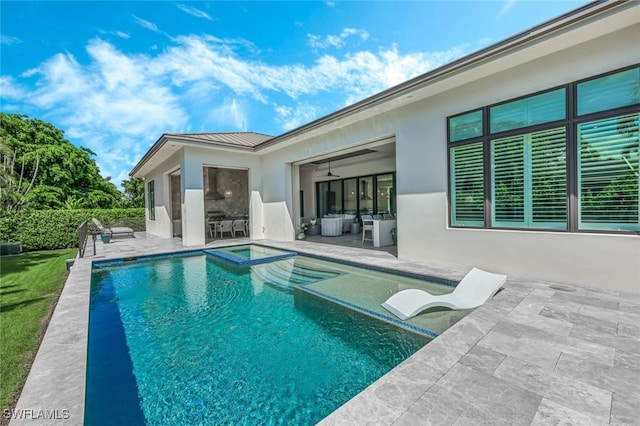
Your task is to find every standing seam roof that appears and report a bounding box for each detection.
[164,132,274,147]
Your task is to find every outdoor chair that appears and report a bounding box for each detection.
[91,218,134,238]
[217,220,233,238]
[381,268,507,320]
[361,215,374,245]
[232,220,247,237]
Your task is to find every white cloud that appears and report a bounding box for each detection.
[307,28,369,50]
[274,104,319,131]
[176,4,213,21]
[99,29,131,39]
[208,98,248,131]
[498,0,517,19]
[132,15,161,33]
[1,35,22,45]
[2,39,187,185]
[1,33,475,185]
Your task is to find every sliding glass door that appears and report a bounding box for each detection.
[316,172,396,219]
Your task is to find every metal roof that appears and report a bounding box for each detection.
[164,132,273,148]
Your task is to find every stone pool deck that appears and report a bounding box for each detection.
[10,233,640,425]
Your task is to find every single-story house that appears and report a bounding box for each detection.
[130,0,640,293]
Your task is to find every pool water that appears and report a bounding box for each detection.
[203,244,297,265]
[86,253,430,425]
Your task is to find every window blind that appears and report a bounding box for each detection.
[491,128,567,229]
[450,142,484,226]
[578,113,639,231]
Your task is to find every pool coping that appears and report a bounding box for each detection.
[10,234,640,425]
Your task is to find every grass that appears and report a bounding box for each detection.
[0,249,77,415]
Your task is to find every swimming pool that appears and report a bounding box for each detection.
[86,248,466,424]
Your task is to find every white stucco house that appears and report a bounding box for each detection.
[131,0,640,293]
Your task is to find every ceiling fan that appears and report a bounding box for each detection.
[320,158,340,177]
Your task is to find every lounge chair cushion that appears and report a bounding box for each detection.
[92,218,134,237]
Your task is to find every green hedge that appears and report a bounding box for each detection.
[0,208,145,251]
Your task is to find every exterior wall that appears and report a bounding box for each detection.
[262,128,395,241]
[182,146,263,245]
[265,23,640,291]
[143,150,183,239]
[390,25,640,292]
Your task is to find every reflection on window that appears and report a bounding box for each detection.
[343,179,357,214]
[147,180,155,221]
[316,173,396,219]
[490,89,565,134]
[359,177,373,215]
[376,174,395,214]
[449,110,483,142]
[578,113,639,231]
[577,67,640,116]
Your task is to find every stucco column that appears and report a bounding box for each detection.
[181,158,205,246]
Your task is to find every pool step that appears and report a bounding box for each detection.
[252,259,343,289]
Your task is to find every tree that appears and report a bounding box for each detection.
[121,177,145,208]
[0,133,40,211]
[0,113,124,209]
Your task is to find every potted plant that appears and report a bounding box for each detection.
[309,216,317,225]
[390,227,397,245]
[297,223,308,240]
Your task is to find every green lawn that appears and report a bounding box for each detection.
[0,249,77,413]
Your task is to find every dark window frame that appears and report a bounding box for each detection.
[447,64,640,235]
[315,171,396,221]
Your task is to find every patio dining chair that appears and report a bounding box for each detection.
[217,220,233,238]
[232,220,247,237]
[361,215,374,246]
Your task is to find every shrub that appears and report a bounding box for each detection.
[0,208,145,251]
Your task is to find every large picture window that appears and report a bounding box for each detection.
[448,65,639,234]
[316,172,396,219]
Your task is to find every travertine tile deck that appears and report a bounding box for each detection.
[10,233,640,425]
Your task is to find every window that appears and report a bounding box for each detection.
[578,113,639,231]
[491,128,567,229]
[490,88,565,134]
[315,172,396,219]
[449,110,483,142]
[450,142,484,226]
[343,178,358,213]
[147,180,155,221]
[376,174,395,214]
[577,67,640,116]
[448,65,639,234]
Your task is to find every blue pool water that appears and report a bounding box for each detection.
[86,252,429,425]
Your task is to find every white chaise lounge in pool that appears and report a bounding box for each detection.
[381,267,507,320]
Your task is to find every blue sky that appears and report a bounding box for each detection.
[1,0,586,187]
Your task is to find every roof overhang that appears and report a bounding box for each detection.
[130,133,257,178]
